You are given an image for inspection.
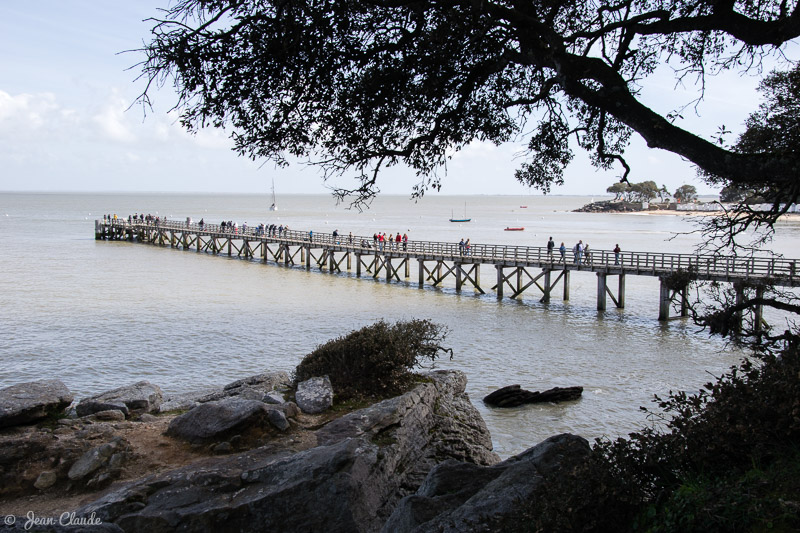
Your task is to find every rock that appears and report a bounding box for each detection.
[34,470,58,490]
[158,372,291,413]
[263,391,285,404]
[483,385,583,407]
[91,410,126,422]
[77,370,498,532]
[77,401,129,419]
[383,433,591,532]
[0,379,74,428]
[77,381,163,418]
[295,376,333,414]
[138,413,158,423]
[266,409,289,431]
[165,397,269,443]
[212,442,233,454]
[68,441,118,480]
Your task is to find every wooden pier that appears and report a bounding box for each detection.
[96,219,799,325]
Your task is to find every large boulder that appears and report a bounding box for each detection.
[76,382,163,418]
[0,379,74,428]
[382,433,591,532]
[77,370,498,532]
[295,376,333,414]
[159,371,291,413]
[165,397,270,443]
[483,385,583,407]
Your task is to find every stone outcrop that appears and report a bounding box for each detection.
[76,382,163,418]
[383,433,591,532]
[77,370,498,532]
[165,397,294,443]
[0,380,74,428]
[158,371,290,413]
[294,375,333,414]
[0,421,130,498]
[484,385,583,407]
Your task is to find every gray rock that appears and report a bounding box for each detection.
[91,410,126,422]
[158,372,291,413]
[263,391,285,404]
[295,376,333,414]
[77,401,129,419]
[212,442,233,454]
[382,433,591,532]
[266,409,289,431]
[78,371,498,533]
[68,438,127,481]
[34,470,58,490]
[0,379,74,428]
[166,397,269,443]
[138,413,158,422]
[77,381,162,418]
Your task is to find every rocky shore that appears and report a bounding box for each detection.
[0,372,589,532]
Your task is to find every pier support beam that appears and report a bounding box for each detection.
[659,277,670,321]
[597,273,607,311]
[496,265,504,299]
[754,286,765,333]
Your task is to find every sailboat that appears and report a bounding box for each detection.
[269,179,278,211]
[449,203,471,222]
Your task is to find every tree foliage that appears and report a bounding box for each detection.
[673,184,697,202]
[293,319,451,401]
[137,0,799,205]
[702,64,800,237]
[605,180,661,202]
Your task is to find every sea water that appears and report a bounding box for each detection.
[1,192,798,457]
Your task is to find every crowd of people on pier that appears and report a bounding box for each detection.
[104,213,627,265]
[545,236,622,265]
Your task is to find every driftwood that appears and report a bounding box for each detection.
[483,385,583,407]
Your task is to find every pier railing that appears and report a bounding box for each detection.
[101,219,798,284]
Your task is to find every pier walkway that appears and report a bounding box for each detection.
[96,219,799,325]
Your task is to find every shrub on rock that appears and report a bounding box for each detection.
[294,319,451,401]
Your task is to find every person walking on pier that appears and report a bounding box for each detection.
[402,233,408,251]
[584,243,591,264]
[465,239,471,256]
[547,237,555,260]
[396,232,402,250]
[459,238,465,255]
[614,244,621,265]
[559,242,566,262]
[309,230,313,243]
[573,240,583,265]
[389,233,395,250]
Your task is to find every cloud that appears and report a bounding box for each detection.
[0,90,75,139]
[91,94,137,142]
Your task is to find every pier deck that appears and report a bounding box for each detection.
[96,219,799,325]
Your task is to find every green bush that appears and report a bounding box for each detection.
[498,344,800,532]
[293,319,451,401]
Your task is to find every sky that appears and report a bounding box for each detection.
[0,2,796,197]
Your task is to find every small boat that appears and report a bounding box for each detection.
[504,227,525,231]
[520,205,528,208]
[449,203,471,222]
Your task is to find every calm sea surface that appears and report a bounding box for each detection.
[1,192,798,457]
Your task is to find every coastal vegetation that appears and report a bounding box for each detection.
[294,319,452,401]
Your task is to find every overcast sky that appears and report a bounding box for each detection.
[1,2,794,197]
